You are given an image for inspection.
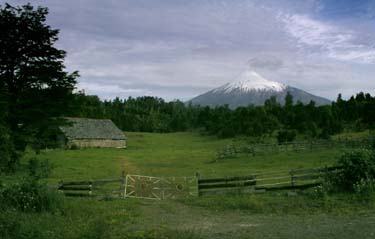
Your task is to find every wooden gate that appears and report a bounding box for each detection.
[124,174,198,200]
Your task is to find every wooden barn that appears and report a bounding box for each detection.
[58,117,127,149]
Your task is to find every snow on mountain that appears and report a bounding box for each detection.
[189,70,331,108]
[213,70,286,93]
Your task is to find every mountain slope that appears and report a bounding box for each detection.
[189,70,331,108]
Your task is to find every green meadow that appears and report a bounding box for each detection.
[2,132,375,239]
[39,132,341,181]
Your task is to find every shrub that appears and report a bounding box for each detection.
[318,128,330,139]
[0,178,63,213]
[0,123,18,173]
[216,144,238,161]
[326,150,375,192]
[277,129,296,144]
[218,124,236,138]
[27,157,53,179]
[70,144,79,150]
[353,179,375,201]
[0,210,49,239]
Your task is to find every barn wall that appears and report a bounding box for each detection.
[68,139,126,148]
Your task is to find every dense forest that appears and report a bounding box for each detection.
[70,91,375,140]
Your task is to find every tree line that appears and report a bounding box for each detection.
[71,91,375,140]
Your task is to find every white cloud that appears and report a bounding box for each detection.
[4,0,375,100]
[281,14,375,64]
[76,82,152,100]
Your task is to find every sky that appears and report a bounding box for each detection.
[3,0,375,101]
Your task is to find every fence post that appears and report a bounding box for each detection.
[58,180,64,191]
[121,171,126,198]
[290,170,295,187]
[89,181,93,195]
[196,172,201,196]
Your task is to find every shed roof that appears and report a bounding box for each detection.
[59,117,127,140]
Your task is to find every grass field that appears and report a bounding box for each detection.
[37,132,341,182]
[2,132,375,239]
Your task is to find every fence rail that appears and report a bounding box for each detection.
[197,166,343,196]
[58,166,343,198]
[217,137,375,159]
[57,178,125,197]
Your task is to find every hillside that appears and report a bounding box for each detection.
[189,70,331,108]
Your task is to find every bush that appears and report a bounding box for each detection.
[27,157,53,179]
[0,210,50,239]
[70,144,79,150]
[0,178,63,213]
[0,123,18,173]
[277,129,296,144]
[326,150,375,192]
[318,128,330,139]
[215,144,238,161]
[353,179,375,201]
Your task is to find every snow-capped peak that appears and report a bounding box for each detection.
[214,70,286,93]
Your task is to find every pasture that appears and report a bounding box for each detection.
[41,132,341,181]
[3,132,375,239]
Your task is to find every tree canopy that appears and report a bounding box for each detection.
[0,3,78,171]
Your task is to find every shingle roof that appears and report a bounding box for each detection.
[59,117,127,140]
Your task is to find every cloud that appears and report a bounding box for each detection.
[76,82,153,100]
[280,14,375,64]
[3,0,375,101]
[247,57,284,70]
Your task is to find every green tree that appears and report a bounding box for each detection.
[282,92,295,128]
[0,102,16,171]
[285,91,294,108]
[0,3,78,169]
[0,36,16,171]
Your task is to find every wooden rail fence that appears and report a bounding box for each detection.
[198,166,343,196]
[58,178,125,197]
[58,166,343,198]
[217,137,375,159]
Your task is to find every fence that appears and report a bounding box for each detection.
[124,175,198,200]
[58,178,125,197]
[197,166,342,196]
[58,175,198,199]
[58,166,343,199]
[217,137,375,159]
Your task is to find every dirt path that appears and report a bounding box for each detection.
[119,156,139,175]
[136,200,375,239]
[139,200,260,232]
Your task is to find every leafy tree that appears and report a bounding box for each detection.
[281,92,295,128]
[284,91,294,107]
[0,56,16,171]
[0,3,78,169]
[277,129,297,144]
[0,116,16,172]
